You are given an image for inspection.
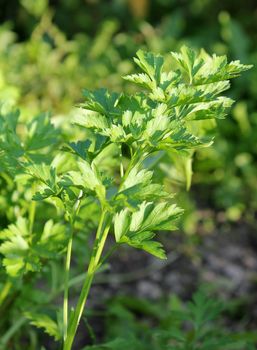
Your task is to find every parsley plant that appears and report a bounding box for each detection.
[0,46,251,349]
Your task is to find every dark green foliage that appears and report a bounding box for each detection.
[84,290,257,350]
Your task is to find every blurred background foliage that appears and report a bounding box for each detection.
[0,0,257,348]
[0,0,256,229]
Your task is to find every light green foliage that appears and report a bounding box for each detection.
[114,202,183,259]
[171,46,251,84]
[61,160,106,204]
[115,165,167,206]
[0,16,129,115]
[0,217,66,277]
[69,48,251,234]
[76,48,251,164]
[0,217,32,276]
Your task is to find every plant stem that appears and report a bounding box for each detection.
[0,281,12,306]
[29,199,36,234]
[63,190,83,342]
[119,144,124,177]
[63,220,74,341]
[63,209,110,350]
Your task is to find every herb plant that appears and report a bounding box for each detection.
[0,46,251,349]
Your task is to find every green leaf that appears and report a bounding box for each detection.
[114,208,130,242]
[61,160,106,203]
[64,140,92,160]
[114,165,168,209]
[123,72,153,90]
[185,97,234,121]
[142,106,170,145]
[0,218,39,277]
[81,88,120,116]
[123,231,167,259]
[131,201,183,232]
[74,109,109,131]
[34,220,67,258]
[192,52,252,85]
[0,217,67,277]
[24,312,61,341]
[25,113,59,151]
[0,109,24,173]
[120,166,153,192]
[26,163,60,201]
[103,124,127,142]
[159,126,208,152]
[171,46,204,83]
[167,81,231,108]
[114,201,183,259]
[133,50,164,85]
[26,163,57,188]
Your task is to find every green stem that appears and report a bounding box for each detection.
[0,281,12,306]
[119,144,124,177]
[63,190,83,342]
[63,210,110,350]
[28,184,36,264]
[29,199,36,234]
[63,220,74,342]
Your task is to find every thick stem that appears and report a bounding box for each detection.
[63,210,110,350]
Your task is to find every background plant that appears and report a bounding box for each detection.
[84,290,256,350]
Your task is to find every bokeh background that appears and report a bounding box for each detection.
[0,0,257,349]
